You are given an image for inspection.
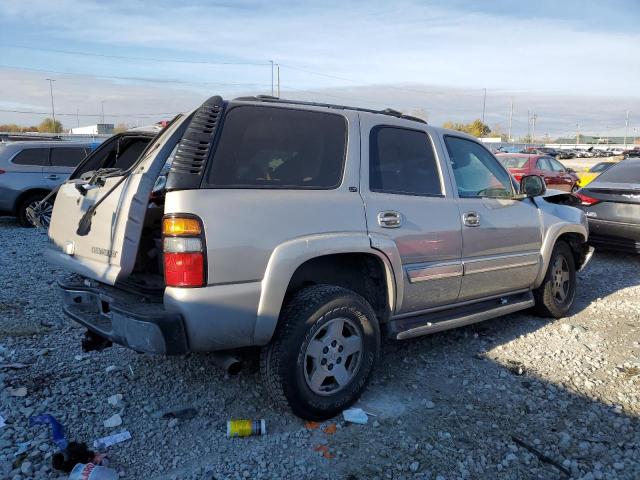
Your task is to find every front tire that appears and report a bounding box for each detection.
[533,241,576,318]
[260,285,380,420]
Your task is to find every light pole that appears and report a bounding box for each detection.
[481,88,486,125]
[624,110,630,148]
[269,60,274,96]
[276,63,280,98]
[507,99,513,143]
[45,78,56,127]
[101,101,105,124]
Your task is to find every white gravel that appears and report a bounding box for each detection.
[0,216,638,479]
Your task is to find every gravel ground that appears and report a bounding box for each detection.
[0,217,638,480]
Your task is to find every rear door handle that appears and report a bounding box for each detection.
[463,211,480,227]
[46,175,59,180]
[377,211,402,228]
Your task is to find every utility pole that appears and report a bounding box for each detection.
[531,112,537,145]
[269,60,274,96]
[527,110,531,145]
[101,101,105,124]
[576,123,581,146]
[76,109,79,128]
[45,78,56,126]
[507,99,513,142]
[481,88,487,124]
[276,63,280,98]
[624,110,630,148]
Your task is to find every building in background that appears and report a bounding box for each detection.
[69,124,114,135]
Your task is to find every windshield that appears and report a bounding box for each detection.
[496,156,529,168]
[595,160,640,183]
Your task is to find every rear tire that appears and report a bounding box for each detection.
[16,193,47,228]
[260,285,380,420]
[533,241,576,318]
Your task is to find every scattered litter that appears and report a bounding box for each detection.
[342,408,368,425]
[52,442,95,473]
[304,421,320,430]
[93,431,131,450]
[103,414,122,428]
[68,462,118,480]
[7,386,27,397]
[226,419,266,437]
[322,424,337,435]
[511,435,570,477]
[313,444,334,459]
[107,394,123,407]
[14,441,30,457]
[30,414,68,450]
[0,415,5,428]
[507,360,526,376]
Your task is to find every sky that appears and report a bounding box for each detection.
[0,0,639,138]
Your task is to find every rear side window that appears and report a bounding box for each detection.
[497,156,529,168]
[369,127,442,196]
[12,148,49,166]
[50,147,91,167]
[205,106,347,189]
[595,160,640,183]
[536,157,552,171]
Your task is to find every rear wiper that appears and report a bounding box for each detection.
[76,168,137,236]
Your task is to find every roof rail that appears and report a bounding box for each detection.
[232,95,427,124]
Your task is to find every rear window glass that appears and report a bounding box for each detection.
[73,137,150,177]
[496,156,528,168]
[369,127,441,196]
[205,106,347,189]
[50,146,91,167]
[595,160,640,183]
[12,148,48,166]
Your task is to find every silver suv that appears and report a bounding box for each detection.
[46,96,593,419]
[0,141,94,226]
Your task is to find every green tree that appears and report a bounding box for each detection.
[442,119,491,137]
[37,118,63,133]
[0,124,38,133]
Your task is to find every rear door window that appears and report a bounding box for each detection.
[50,147,91,167]
[12,148,49,166]
[205,106,347,189]
[549,158,566,172]
[536,157,552,171]
[369,126,442,196]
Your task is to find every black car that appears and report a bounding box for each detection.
[575,158,640,253]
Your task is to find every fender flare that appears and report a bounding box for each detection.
[252,232,398,345]
[534,223,588,288]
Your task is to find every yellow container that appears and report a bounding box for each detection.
[226,419,266,437]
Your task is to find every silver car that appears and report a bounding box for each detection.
[46,96,593,419]
[0,141,94,226]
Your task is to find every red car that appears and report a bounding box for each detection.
[495,153,579,192]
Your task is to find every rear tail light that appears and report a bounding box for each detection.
[162,215,206,287]
[512,173,523,182]
[574,192,601,206]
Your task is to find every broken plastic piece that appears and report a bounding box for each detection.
[342,408,368,425]
[93,431,132,450]
[68,462,118,480]
[30,414,68,450]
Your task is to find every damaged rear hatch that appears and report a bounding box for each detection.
[46,114,193,285]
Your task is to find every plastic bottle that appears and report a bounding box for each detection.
[68,463,118,480]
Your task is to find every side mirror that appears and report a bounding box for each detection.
[520,175,546,197]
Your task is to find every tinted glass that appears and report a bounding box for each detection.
[206,106,346,189]
[73,137,150,177]
[496,155,529,168]
[536,157,552,171]
[50,147,91,167]
[595,160,640,183]
[591,162,613,173]
[12,148,48,166]
[444,136,512,198]
[369,127,441,196]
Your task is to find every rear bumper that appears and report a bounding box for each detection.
[587,218,640,253]
[59,276,189,355]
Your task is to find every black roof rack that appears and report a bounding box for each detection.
[232,95,427,124]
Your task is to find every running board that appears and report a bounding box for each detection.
[386,291,534,340]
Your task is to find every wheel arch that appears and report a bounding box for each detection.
[253,233,396,345]
[13,188,51,214]
[534,224,588,288]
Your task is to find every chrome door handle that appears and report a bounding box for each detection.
[46,175,59,180]
[463,211,480,227]
[377,211,402,228]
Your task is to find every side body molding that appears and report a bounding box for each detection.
[253,232,398,345]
